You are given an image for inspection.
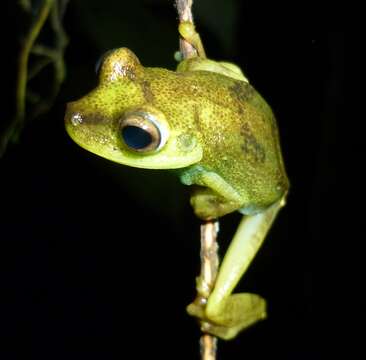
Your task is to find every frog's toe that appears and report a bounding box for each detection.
[186,299,206,319]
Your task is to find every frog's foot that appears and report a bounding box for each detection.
[187,293,266,340]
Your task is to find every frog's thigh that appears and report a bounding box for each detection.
[198,172,243,204]
[205,197,285,329]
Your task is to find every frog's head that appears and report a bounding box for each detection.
[65,48,202,169]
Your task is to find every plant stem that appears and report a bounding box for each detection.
[15,0,53,132]
[0,0,53,155]
[199,221,219,360]
[174,3,219,359]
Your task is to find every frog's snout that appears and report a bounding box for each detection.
[65,101,113,150]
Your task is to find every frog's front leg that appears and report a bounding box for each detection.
[187,195,286,340]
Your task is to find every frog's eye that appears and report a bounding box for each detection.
[119,112,168,153]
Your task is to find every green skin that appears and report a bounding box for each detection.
[65,36,289,340]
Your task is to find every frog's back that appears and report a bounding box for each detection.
[145,68,289,211]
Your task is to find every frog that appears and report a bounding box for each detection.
[64,22,289,340]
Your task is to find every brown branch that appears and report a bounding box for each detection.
[199,221,219,360]
[174,2,219,358]
[175,2,219,357]
[198,221,219,299]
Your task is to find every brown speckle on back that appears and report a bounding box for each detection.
[229,81,255,103]
[140,80,155,103]
[123,66,137,80]
[193,104,202,132]
[240,122,266,164]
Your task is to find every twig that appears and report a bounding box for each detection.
[174,2,219,359]
[199,221,219,360]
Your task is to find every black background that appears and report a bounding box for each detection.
[1,1,341,359]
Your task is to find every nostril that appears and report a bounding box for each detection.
[65,103,84,127]
[70,112,83,126]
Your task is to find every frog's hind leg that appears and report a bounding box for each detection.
[187,195,286,340]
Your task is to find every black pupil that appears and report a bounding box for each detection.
[122,126,152,150]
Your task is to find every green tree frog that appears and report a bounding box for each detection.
[65,27,289,340]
